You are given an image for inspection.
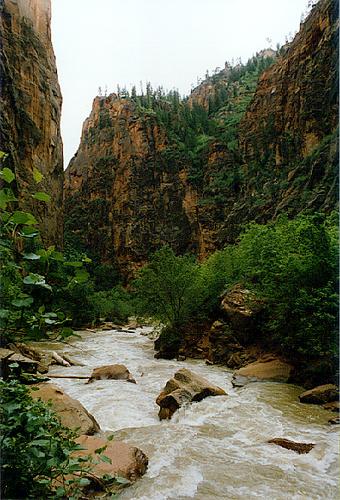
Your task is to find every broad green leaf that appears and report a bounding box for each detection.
[59,327,80,339]
[10,211,38,225]
[32,191,51,203]
[0,188,17,209]
[11,297,34,308]
[0,151,7,159]
[51,250,64,261]
[19,226,39,238]
[100,455,112,464]
[23,253,41,260]
[59,327,74,337]
[42,312,58,318]
[31,439,51,447]
[75,268,90,283]
[0,309,10,319]
[114,476,131,485]
[0,167,15,183]
[33,167,44,183]
[64,261,83,268]
[95,445,107,454]
[23,273,52,291]
[44,318,57,325]
[1,211,11,222]
[55,486,66,498]
[79,478,91,487]
[8,362,19,369]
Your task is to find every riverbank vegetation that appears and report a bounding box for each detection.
[1,152,337,359]
[135,213,338,361]
[0,155,132,347]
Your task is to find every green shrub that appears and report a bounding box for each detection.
[134,246,201,326]
[90,286,134,323]
[221,213,338,357]
[0,380,90,499]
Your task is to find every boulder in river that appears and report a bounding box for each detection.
[268,438,315,454]
[232,358,293,387]
[299,384,339,404]
[220,284,264,342]
[31,383,100,435]
[156,368,226,420]
[73,435,148,482]
[87,364,136,384]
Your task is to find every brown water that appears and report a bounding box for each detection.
[44,328,339,499]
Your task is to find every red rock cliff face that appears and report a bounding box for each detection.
[0,0,63,247]
[64,96,200,277]
[65,0,338,277]
[236,0,338,219]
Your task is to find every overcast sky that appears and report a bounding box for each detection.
[51,0,308,167]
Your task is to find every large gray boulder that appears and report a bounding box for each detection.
[220,284,264,342]
[156,368,226,420]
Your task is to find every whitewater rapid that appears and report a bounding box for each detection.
[44,327,339,499]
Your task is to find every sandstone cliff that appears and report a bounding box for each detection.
[64,96,199,277]
[65,0,338,277]
[0,0,63,247]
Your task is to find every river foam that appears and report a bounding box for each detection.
[45,327,339,499]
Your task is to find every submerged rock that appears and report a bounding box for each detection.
[156,368,226,420]
[232,358,293,387]
[31,383,100,435]
[87,364,136,384]
[323,401,340,413]
[299,384,339,404]
[268,438,315,454]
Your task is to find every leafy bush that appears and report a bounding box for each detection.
[0,154,93,342]
[134,246,201,326]
[138,215,338,361]
[90,286,134,323]
[0,380,91,499]
[220,213,338,357]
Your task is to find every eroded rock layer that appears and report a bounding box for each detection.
[0,0,63,246]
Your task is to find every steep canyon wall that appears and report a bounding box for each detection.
[65,0,338,277]
[0,0,63,246]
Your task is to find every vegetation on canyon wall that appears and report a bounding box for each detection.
[135,213,338,362]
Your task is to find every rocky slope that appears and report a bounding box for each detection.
[0,0,63,247]
[65,0,338,276]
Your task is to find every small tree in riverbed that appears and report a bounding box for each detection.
[134,246,200,326]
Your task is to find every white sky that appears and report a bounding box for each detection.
[51,0,308,167]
